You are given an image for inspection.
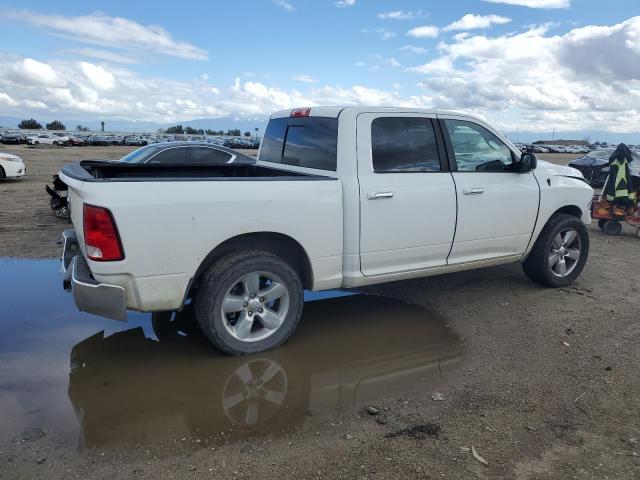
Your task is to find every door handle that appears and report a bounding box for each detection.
[462,187,485,195]
[367,191,394,200]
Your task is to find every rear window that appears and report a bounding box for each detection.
[260,117,338,171]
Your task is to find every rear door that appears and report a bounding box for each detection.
[440,117,539,264]
[357,113,457,276]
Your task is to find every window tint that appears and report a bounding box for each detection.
[371,117,440,173]
[119,145,162,163]
[444,120,514,172]
[260,117,338,171]
[190,146,233,164]
[147,147,188,164]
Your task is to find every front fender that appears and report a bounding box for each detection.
[524,173,594,258]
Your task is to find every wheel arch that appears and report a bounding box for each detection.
[187,232,314,300]
[524,204,585,261]
[552,205,583,219]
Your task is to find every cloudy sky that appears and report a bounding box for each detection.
[0,0,639,136]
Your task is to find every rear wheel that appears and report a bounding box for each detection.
[603,220,622,236]
[522,213,589,287]
[195,251,304,355]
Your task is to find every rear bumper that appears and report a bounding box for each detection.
[61,229,127,321]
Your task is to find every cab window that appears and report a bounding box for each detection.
[444,120,514,172]
[371,117,440,173]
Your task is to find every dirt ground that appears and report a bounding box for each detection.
[1,145,639,479]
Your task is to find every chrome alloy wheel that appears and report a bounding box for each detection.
[221,271,290,342]
[549,229,582,278]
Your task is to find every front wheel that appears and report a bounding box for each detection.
[522,213,589,287]
[195,251,304,355]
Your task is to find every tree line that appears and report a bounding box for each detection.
[17,119,92,131]
[161,125,253,137]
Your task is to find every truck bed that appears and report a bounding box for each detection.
[61,160,332,182]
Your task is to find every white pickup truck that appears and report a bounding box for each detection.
[60,107,593,355]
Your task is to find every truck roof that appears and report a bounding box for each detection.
[270,106,483,121]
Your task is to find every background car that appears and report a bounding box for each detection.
[1,132,24,144]
[68,135,87,146]
[117,142,256,164]
[28,134,60,145]
[0,152,26,179]
[568,148,640,187]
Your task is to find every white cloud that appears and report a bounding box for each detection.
[3,16,640,134]
[273,0,295,12]
[293,74,316,83]
[80,62,116,90]
[407,25,439,38]
[408,17,640,132]
[335,0,356,7]
[0,55,431,122]
[443,14,512,32]
[484,0,570,8]
[2,10,208,60]
[354,61,366,67]
[9,58,63,87]
[400,45,428,54]
[362,28,397,40]
[64,48,138,64]
[386,57,401,67]
[378,10,414,20]
[0,92,18,107]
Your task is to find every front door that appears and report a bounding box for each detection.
[441,118,540,265]
[357,114,457,276]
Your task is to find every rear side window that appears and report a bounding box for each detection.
[147,147,188,164]
[190,146,233,164]
[371,117,440,173]
[260,117,338,171]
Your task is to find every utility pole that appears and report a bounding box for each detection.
[552,128,555,141]
[254,127,259,140]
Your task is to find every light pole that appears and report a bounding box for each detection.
[254,127,259,140]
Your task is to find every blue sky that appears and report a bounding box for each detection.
[0,0,639,137]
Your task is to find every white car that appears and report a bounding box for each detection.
[28,134,60,145]
[0,152,26,178]
[59,107,593,355]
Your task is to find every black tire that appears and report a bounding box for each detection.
[598,219,607,230]
[0,166,5,179]
[603,220,622,236]
[195,250,304,356]
[522,213,589,288]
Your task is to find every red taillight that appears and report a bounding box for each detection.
[83,204,124,261]
[290,107,311,118]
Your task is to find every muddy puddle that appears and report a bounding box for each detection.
[0,258,462,452]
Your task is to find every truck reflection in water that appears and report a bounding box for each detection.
[68,295,462,448]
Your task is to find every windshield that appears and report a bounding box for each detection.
[586,148,640,162]
[118,145,163,163]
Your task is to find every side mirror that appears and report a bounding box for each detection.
[519,153,537,173]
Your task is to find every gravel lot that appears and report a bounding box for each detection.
[1,145,639,479]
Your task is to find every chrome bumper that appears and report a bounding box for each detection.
[61,229,127,322]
